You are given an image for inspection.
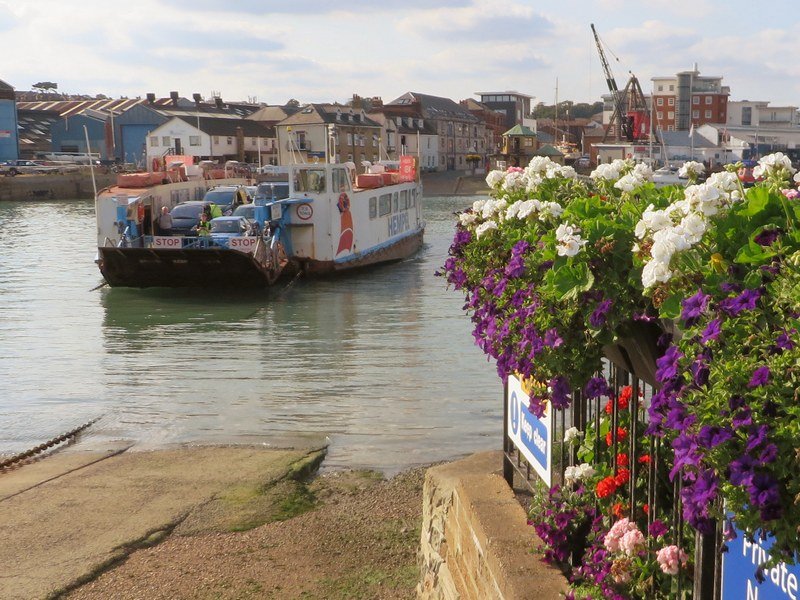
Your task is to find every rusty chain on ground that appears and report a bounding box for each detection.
[0,417,101,470]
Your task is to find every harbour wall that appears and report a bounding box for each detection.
[0,172,117,201]
[417,451,567,599]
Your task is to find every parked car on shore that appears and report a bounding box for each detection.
[0,160,63,176]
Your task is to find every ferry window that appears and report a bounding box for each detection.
[149,136,158,147]
[392,192,399,212]
[332,168,350,192]
[378,193,392,216]
[369,197,377,219]
[399,190,408,210]
[294,168,327,193]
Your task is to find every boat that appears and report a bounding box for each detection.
[94,156,425,288]
[651,165,684,188]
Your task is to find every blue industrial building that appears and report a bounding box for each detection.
[50,111,111,159]
[0,79,19,161]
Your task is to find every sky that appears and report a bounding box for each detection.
[2,0,800,108]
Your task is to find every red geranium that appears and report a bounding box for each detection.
[605,427,628,446]
[617,453,629,467]
[638,454,651,464]
[604,386,632,414]
[612,502,627,519]
[596,476,618,498]
[614,468,631,486]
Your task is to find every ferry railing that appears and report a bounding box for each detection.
[503,354,720,599]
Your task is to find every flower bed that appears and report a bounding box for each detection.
[440,153,800,597]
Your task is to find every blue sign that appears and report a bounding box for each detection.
[506,375,552,485]
[721,516,800,600]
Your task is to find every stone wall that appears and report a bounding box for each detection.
[417,451,567,600]
[0,172,117,201]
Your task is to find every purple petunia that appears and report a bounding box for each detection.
[589,298,613,328]
[649,520,669,538]
[656,345,683,383]
[698,425,733,448]
[774,330,796,352]
[719,288,763,317]
[549,376,572,409]
[544,328,563,348]
[584,376,611,399]
[748,365,771,388]
[680,289,711,325]
[700,318,722,344]
[505,254,526,278]
[754,227,781,247]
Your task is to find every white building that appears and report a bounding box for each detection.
[146,116,274,165]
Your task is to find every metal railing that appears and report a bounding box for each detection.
[503,352,720,599]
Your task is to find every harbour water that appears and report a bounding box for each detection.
[0,196,499,473]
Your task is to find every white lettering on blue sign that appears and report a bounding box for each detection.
[722,515,799,600]
[388,212,410,236]
[506,375,551,486]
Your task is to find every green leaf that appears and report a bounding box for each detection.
[660,293,683,319]
[548,263,595,300]
[735,241,775,265]
[739,187,771,217]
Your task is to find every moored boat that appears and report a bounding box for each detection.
[94,156,425,288]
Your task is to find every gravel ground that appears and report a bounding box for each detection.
[66,466,427,600]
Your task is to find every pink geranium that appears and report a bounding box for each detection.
[656,545,688,575]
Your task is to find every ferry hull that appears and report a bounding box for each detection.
[98,247,277,288]
[299,227,425,275]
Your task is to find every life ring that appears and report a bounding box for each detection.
[152,157,161,172]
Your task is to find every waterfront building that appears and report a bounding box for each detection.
[727,100,800,129]
[0,78,19,161]
[500,124,539,168]
[275,103,383,169]
[246,105,299,166]
[474,91,536,131]
[385,92,485,171]
[650,66,729,132]
[460,98,506,159]
[365,97,439,172]
[145,116,272,166]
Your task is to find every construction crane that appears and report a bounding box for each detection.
[590,23,650,143]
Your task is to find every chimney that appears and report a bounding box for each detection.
[214,97,223,109]
[170,91,179,106]
[146,92,155,104]
[192,93,202,105]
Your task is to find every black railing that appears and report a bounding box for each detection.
[503,353,720,599]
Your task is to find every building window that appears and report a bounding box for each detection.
[214,136,219,144]
[705,96,713,105]
[657,112,663,121]
[705,110,712,118]
[693,97,700,105]
[668,111,675,120]
[149,136,158,147]
[693,110,700,119]
[669,84,674,91]
[657,98,664,106]
[189,136,201,146]
[347,133,353,145]
[226,137,233,145]
[658,85,663,91]
[162,136,170,146]
[668,97,675,106]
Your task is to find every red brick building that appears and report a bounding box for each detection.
[651,67,729,132]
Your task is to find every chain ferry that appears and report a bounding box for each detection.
[95,156,424,287]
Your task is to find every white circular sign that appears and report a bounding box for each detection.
[296,204,313,220]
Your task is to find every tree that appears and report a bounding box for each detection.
[285,98,300,108]
[31,81,58,93]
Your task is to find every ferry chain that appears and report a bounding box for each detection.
[0,417,101,470]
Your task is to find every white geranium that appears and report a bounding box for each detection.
[641,259,673,289]
[755,152,795,178]
[706,171,739,193]
[502,170,527,192]
[475,220,498,238]
[556,222,587,257]
[472,199,487,213]
[614,173,640,193]
[526,156,555,176]
[459,212,477,227]
[540,201,564,219]
[641,204,674,234]
[679,212,707,244]
[564,427,584,444]
[651,227,691,265]
[632,162,654,181]
[485,170,505,188]
[525,173,544,192]
[482,199,508,219]
[554,165,578,179]
[685,183,722,217]
[678,161,705,179]
[516,199,542,219]
[590,162,621,181]
[564,462,596,485]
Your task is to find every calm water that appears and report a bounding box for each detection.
[0,195,500,473]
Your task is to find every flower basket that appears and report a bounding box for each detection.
[603,321,664,387]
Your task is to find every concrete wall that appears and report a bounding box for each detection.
[417,451,567,600]
[0,172,117,201]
